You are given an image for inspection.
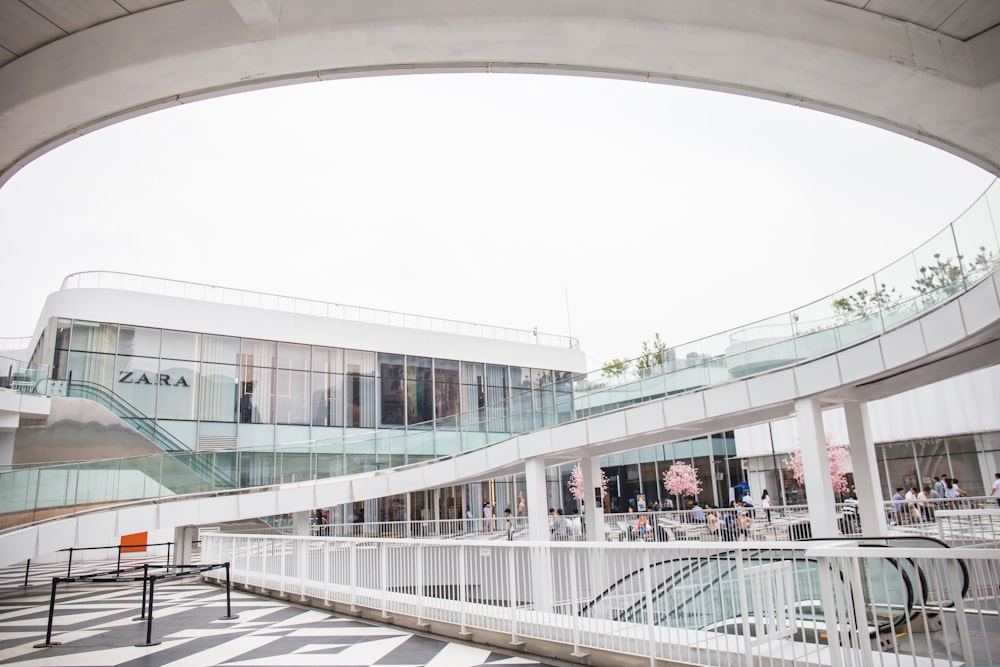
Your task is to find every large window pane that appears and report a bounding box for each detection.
[241,339,276,368]
[162,330,200,361]
[118,325,161,357]
[70,321,117,353]
[345,350,375,428]
[378,353,405,427]
[240,365,274,424]
[311,346,343,373]
[435,359,460,428]
[311,372,343,427]
[461,361,486,430]
[407,356,434,426]
[114,355,159,415]
[67,350,115,387]
[156,359,197,419]
[277,342,310,371]
[485,364,509,431]
[202,335,240,365]
[199,362,237,422]
[55,319,72,350]
[275,368,309,425]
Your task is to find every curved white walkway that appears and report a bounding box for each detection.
[2,268,998,567]
[1,0,999,187]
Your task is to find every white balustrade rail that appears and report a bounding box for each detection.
[201,533,1000,667]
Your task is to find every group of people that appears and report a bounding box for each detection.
[549,507,584,538]
[890,474,969,525]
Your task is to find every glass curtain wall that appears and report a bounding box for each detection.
[45,319,572,459]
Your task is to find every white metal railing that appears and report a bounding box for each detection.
[935,509,1000,547]
[237,503,1000,546]
[60,271,578,349]
[202,533,1000,667]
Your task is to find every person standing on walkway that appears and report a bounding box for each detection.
[993,473,1000,508]
[483,502,494,532]
[760,489,772,523]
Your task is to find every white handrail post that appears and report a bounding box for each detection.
[507,545,522,646]
[322,541,331,606]
[815,554,846,667]
[349,542,358,612]
[734,550,753,663]
[458,544,470,636]
[416,543,425,626]
[641,546,657,667]
[948,558,974,663]
[379,541,390,619]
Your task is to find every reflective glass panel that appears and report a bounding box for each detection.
[407,356,434,426]
[241,339,276,368]
[275,368,309,425]
[240,365,274,424]
[277,342,310,371]
[378,353,405,427]
[70,321,117,353]
[202,335,240,365]
[114,355,159,415]
[311,372,343,427]
[118,325,161,357]
[199,362,237,422]
[161,330,200,361]
[156,359,197,420]
[67,350,115,387]
[345,350,375,428]
[435,359,460,425]
[311,346,344,373]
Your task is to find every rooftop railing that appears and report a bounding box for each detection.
[59,271,579,349]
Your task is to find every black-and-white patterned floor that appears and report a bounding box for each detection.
[0,559,553,666]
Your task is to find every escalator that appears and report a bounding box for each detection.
[578,537,968,646]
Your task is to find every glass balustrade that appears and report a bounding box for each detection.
[2,179,998,524]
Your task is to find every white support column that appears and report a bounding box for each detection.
[292,510,310,536]
[524,456,553,613]
[173,525,193,565]
[525,457,549,542]
[581,456,606,542]
[795,397,837,537]
[843,400,888,536]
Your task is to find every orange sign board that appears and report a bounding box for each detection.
[120,532,148,553]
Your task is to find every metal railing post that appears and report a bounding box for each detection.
[22,559,30,587]
[221,563,238,620]
[136,575,160,647]
[32,577,62,648]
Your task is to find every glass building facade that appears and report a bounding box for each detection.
[44,318,575,455]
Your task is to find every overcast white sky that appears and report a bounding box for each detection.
[0,73,994,370]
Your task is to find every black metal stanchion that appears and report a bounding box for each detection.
[136,575,160,647]
[133,564,149,621]
[220,563,239,620]
[166,542,172,570]
[116,545,122,574]
[65,549,74,578]
[33,577,62,648]
[22,559,30,587]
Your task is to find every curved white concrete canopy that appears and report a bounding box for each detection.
[2,268,998,567]
[1,0,1000,187]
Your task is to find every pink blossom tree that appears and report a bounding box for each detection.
[567,463,609,503]
[785,434,851,495]
[662,461,702,498]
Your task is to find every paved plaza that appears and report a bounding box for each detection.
[0,558,554,667]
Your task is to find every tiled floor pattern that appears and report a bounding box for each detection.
[0,559,553,667]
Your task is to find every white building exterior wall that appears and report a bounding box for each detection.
[32,287,587,373]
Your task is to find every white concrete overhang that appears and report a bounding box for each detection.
[1,0,1000,188]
